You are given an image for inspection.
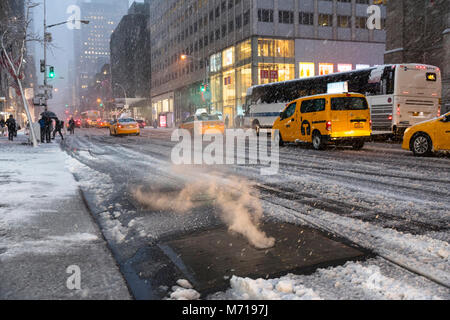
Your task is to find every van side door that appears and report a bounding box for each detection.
[299,99,315,142]
[279,102,298,141]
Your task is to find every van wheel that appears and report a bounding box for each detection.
[277,132,284,147]
[411,133,432,156]
[312,132,325,150]
[352,140,365,150]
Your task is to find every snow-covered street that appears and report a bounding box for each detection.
[59,128,450,300]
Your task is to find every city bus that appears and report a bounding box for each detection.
[243,64,442,136]
[80,110,101,128]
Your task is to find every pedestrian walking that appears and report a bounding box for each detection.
[0,118,5,137]
[38,117,46,142]
[68,117,75,135]
[5,115,16,141]
[225,115,229,129]
[53,119,64,140]
[44,116,52,143]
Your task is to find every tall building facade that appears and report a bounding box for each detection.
[149,0,386,125]
[73,0,128,110]
[384,0,450,114]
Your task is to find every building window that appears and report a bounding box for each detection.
[337,64,352,72]
[299,12,314,25]
[257,38,294,58]
[257,9,273,23]
[355,16,367,29]
[222,47,235,68]
[236,39,251,62]
[319,63,334,75]
[337,15,350,28]
[258,63,295,85]
[279,11,294,24]
[299,62,315,78]
[318,14,333,27]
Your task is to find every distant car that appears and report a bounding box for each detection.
[402,112,450,156]
[136,120,146,128]
[179,113,225,135]
[109,118,140,136]
[96,119,110,128]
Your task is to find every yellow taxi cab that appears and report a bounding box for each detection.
[179,113,225,135]
[273,93,372,150]
[96,119,110,128]
[402,112,450,156]
[109,118,140,136]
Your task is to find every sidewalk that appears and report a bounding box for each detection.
[0,133,131,299]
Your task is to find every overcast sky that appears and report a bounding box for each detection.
[32,0,142,113]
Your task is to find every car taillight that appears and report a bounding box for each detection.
[369,120,372,130]
[326,121,332,131]
[437,106,441,117]
[143,123,146,126]
[118,124,122,128]
[388,115,393,121]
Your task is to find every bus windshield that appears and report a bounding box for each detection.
[331,97,368,111]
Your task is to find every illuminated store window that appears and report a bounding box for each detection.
[337,64,352,72]
[258,63,294,85]
[236,39,251,62]
[319,63,334,75]
[236,64,252,100]
[222,69,236,106]
[257,39,294,58]
[222,47,235,68]
[299,62,315,78]
[210,52,222,73]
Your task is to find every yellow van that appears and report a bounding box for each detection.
[273,93,372,150]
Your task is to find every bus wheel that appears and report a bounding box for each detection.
[352,140,365,150]
[253,121,261,136]
[411,133,432,156]
[312,132,325,150]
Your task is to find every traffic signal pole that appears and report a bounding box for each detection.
[43,0,48,111]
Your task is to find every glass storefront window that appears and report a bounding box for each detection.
[299,62,315,78]
[222,47,235,68]
[211,74,223,106]
[236,64,252,101]
[258,38,294,58]
[236,39,252,62]
[319,63,334,75]
[258,63,294,85]
[210,52,222,73]
[337,64,352,72]
[222,69,236,106]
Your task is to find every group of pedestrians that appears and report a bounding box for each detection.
[38,115,66,143]
[0,115,18,141]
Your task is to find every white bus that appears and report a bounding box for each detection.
[243,64,442,135]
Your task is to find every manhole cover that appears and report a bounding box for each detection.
[160,222,370,294]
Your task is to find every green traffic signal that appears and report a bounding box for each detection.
[49,66,55,79]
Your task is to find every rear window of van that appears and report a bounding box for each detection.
[331,97,368,111]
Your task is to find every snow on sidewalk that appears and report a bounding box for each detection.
[0,134,131,299]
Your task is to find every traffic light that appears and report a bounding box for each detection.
[49,66,55,79]
[40,60,45,73]
[201,83,207,92]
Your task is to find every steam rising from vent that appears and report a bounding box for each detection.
[133,177,275,249]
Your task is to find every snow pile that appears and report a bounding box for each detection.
[223,275,322,300]
[167,279,200,300]
[99,212,128,243]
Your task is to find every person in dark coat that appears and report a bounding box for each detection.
[38,117,46,142]
[225,115,229,129]
[53,119,64,140]
[5,115,16,141]
[44,116,52,143]
[68,117,75,135]
[0,118,5,137]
